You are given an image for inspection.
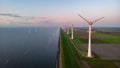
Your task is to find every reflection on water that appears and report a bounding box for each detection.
[0,27,59,68]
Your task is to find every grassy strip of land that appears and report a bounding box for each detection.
[60,29,80,68]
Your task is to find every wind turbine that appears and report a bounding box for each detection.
[65,27,67,33]
[67,27,69,35]
[71,24,74,39]
[78,14,104,58]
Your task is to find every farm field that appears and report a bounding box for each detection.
[81,44,120,60]
[71,27,120,60]
[72,31,120,44]
[60,28,120,68]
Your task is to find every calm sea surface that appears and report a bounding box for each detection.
[0,27,59,68]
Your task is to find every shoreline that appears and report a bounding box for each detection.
[56,30,61,68]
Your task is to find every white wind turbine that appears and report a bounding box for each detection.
[67,27,69,35]
[78,14,104,58]
[71,24,74,39]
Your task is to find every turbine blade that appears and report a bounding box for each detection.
[78,14,90,24]
[93,17,104,23]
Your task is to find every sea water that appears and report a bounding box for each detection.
[0,27,59,68]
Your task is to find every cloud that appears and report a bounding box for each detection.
[0,13,25,18]
[0,13,57,27]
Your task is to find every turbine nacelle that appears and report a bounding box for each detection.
[88,22,93,25]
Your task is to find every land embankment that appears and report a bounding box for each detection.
[57,28,120,68]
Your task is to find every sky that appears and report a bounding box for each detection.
[0,0,120,27]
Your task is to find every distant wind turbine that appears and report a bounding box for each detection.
[78,14,104,58]
[65,28,67,33]
[71,25,74,39]
[67,27,69,35]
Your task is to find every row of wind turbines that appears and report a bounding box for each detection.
[66,14,104,58]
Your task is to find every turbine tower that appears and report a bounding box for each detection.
[71,24,74,39]
[78,14,104,58]
[65,27,67,33]
[67,27,69,35]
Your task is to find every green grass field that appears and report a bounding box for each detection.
[60,29,120,68]
[72,32,120,44]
